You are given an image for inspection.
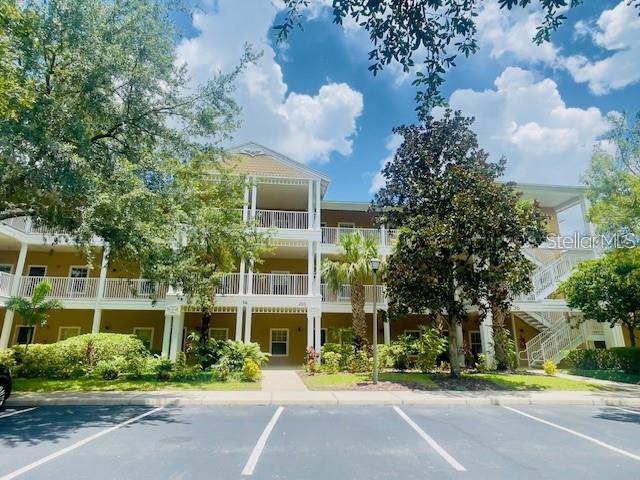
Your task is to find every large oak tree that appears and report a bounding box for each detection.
[372,110,547,377]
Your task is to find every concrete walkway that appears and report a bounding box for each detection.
[7,389,640,407]
[261,369,308,392]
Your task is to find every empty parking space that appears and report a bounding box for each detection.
[0,404,639,479]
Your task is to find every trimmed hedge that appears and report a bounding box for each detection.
[566,347,640,374]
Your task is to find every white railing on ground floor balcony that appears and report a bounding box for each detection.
[321,283,386,304]
[255,209,309,229]
[103,278,167,300]
[251,273,308,295]
[0,271,13,296]
[17,276,99,299]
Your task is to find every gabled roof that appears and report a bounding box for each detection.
[228,142,331,184]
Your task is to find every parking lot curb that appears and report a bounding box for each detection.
[7,391,640,408]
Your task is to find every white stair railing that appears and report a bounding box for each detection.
[18,276,99,299]
[526,317,586,367]
[0,272,14,296]
[254,210,308,229]
[103,279,167,300]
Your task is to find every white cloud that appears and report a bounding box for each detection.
[564,1,640,94]
[476,0,560,63]
[369,134,402,194]
[439,67,610,184]
[175,0,363,163]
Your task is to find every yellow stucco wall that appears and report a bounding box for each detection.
[7,309,93,345]
[321,210,376,228]
[21,251,99,277]
[257,258,308,274]
[622,326,640,347]
[100,310,165,353]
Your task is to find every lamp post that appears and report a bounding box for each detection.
[370,258,381,384]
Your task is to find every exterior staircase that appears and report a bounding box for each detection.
[518,249,599,367]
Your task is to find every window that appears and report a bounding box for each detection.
[0,264,13,274]
[133,327,154,350]
[320,328,327,347]
[404,329,420,340]
[27,265,46,277]
[14,326,35,345]
[58,326,81,341]
[270,329,289,356]
[337,222,355,228]
[469,331,482,355]
[69,266,89,295]
[209,328,229,341]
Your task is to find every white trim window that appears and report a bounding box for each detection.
[68,266,89,295]
[469,330,482,355]
[270,328,289,356]
[27,265,47,277]
[337,222,356,229]
[133,327,154,350]
[403,329,421,340]
[58,326,81,341]
[0,264,13,274]
[209,328,229,341]
[14,325,35,345]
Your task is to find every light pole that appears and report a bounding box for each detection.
[370,258,381,384]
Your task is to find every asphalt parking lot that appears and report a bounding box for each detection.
[1,404,639,479]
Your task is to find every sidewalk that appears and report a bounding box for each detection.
[261,369,308,392]
[8,388,640,407]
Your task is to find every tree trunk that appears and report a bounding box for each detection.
[627,323,636,347]
[351,279,367,348]
[448,314,461,378]
[200,308,212,345]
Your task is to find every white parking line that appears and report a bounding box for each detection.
[611,406,640,416]
[0,406,164,480]
[503,406,640,463]
[0,408,37,419]
[393,406,466,472]
[241,406,284,476]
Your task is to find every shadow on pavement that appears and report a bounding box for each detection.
[595,407,640,425]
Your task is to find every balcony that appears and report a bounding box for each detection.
[215,273,309,296]
[18,276,99,299]
[0,272,13,296]
[321,284,386,304]
[254,210,309,229]
[103,278,167,300]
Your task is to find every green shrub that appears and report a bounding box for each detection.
[172,352,201,380]
[211,358,231,381]
[349,350,372,373]
[242,358,261,382]
[476,353,488,373]
[221,341,269,371]
[414,326,447,373]
[0,348,17,370]
[153,357,174,380]
[322,343,354,370]
[565,348,620,371]
[385,335,417,370]
[492,326,517,371]
[188,337,226,370]
[543,359,557,376]
[609,347,640,374]
[94,357,124,380]
[322,351,342,374]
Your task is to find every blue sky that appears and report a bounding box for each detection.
[173,0,640,202]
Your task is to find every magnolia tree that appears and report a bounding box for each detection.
[562,248,640,347]
[372,111,547,377]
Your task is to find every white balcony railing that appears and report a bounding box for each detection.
[103,278,167,300]
[251,273,308,295]
[215,273,242,295]
[18,276,99,299]
[255,210,309,229]
[1,217,66,236]
[321,227,381,245]
[321,283,386,304]
[0,272,14,296]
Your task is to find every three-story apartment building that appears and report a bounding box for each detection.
[0,143,633,367]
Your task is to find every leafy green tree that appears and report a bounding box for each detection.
[322,231,380,348]
[0,0,257,266]
[372,110,547,377]
[583,111,640,237]
[6,281,62,350]
[277,1,640,115]
[561,248,640,347]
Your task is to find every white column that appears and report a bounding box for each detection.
[92,244,110,334]
[315,241,321,295]
[314,313,322,359]
[315,180,321,229]
[381,225,387,250]
[307,179,313,229]
[235,306,244,341]
[455,323,465,367]
[306,311,314,348]
[250,179,257,219]
[246,259,254,296]
[0,242,28,349]
[580,195,595,236]
[383,315,391,345]
[169,310,184,361]
[243,305,253,343]
[161,314,172,358]
[242,179,250,223]
[605,324,626,348]
[480,311,495,369]
[238,258,246,294]
[307,241,314,295]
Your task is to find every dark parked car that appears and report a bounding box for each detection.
[0,364,11,409]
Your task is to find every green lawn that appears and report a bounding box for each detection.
[568,369,640,385]
[12,375,260,393]
[302,371,601,391]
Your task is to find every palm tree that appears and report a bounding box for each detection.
[322,231,380,348]
[6,281,62,350]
